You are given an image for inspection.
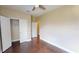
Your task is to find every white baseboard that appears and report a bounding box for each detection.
[20,39,31,43]
[40,37,74,53]
[12,39,20,42]
[2,44,12,52]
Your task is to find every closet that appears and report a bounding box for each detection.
[0,16,11,52]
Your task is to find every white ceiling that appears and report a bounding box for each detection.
[0,5,63,16]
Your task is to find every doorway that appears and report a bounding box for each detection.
[32,22,37,37]
[10,19,20,44]
[31,16,40,49]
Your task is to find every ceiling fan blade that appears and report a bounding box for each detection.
[39,5,46,10]
[32,7,35,11]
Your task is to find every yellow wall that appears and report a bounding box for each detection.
[36,17,40,35]
[39,6,79,52]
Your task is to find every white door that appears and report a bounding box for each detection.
[32,22,37,37]
[0,20,2,53]
[0,16,11,52]
[19,19,28,43]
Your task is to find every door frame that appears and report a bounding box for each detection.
[10,19,20,44]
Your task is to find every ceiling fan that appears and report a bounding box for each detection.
[32,5,46,11]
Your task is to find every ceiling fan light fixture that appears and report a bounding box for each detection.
[32,5,46,11]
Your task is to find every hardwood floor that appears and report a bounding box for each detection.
[3,38,68,53]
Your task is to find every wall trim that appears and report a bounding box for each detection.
[12,39,20,42]
[40,37,74,53]
[2,45,12,53]
[20,39,31,43]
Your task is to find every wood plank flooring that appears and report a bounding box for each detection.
[3,38,68,53]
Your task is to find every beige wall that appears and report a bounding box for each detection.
[0,7,30,20]
[40,6,79,52]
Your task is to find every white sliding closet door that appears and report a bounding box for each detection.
[0,16,11,52]
[19,19,29,43]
